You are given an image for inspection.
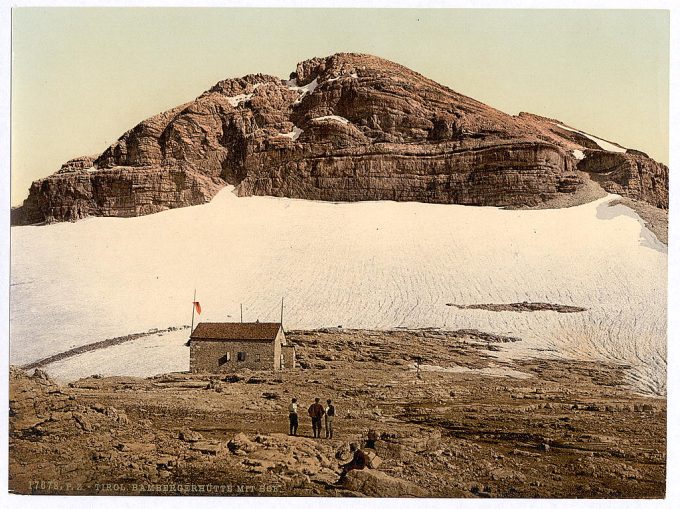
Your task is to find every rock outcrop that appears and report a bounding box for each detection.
[13,167,224,224]
[11,53,669,224]
[343,469,427,497]
[577,151,668,209]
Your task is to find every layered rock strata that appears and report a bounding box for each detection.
[12,53,669,224]
[13,167,224,224]
[577,151,668,209]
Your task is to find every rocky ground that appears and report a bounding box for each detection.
[446,302,587,313]
[9,328,666,498]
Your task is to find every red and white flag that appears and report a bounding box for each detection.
[193,301,202,315]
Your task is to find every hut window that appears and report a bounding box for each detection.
[237,352,246,362]
[219,352,231,365]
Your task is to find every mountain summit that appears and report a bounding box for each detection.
[12,53,668,224]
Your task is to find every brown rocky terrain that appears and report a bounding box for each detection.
[577,150,668,209]
[11,53,668,225]
[447,302,587,313]
[9,328,665,498]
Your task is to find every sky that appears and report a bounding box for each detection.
[10,7,670,206]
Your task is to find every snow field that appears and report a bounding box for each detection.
[10,187,666,394]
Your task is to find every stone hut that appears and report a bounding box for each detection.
[188,322,295,373]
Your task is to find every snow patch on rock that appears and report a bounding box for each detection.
[226,93,253,107]
[288,78,319,105]
[557,124,627,153]
[325,73,359,83]
[279,126,303,141]
[313,115,350,125]
[419,363,532,380]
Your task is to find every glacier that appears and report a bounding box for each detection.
[10,187,666,395]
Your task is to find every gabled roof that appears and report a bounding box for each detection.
[190,322,282,341]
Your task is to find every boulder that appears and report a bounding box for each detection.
[190,441,225,456]
[178,429,203,443]
[342,468,427,497]
[72,412,92,432]
[227,432,257,454]
[32,369,51,383]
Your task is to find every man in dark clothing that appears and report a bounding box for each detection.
[340,443,370,476]
[308,397,325,438]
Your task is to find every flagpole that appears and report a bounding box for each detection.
[191,289,196,333]
[280,297,284,329]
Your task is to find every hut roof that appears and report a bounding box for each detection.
[190,322,282,341]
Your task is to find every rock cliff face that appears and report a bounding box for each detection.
[577,151,668,209]
[11,53,668,224]
[12,167,224,224]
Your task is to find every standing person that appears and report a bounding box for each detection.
[288,398,299,436]
[308,397,325,438]
[325,399,336,438]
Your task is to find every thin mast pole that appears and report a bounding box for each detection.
[240,303,243,323]
[191,289,196,332]
[280,297,284,328]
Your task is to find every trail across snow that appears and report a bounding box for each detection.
[10,188,666,395]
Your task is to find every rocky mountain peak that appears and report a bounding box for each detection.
[11,53,668,225]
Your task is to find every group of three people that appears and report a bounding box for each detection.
[288,397,335,438]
